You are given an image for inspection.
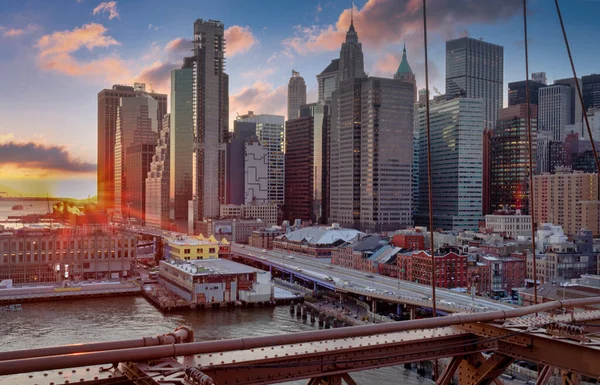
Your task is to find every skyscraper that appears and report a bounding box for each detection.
[555,77,583,126]
[394,44,417,102]
[170,67,194,232]
[508,80,545,106]
[539,84,572,141]
[532,72,548,85]
[317,59,339,104]
[145,114,171,229]
[237,112,285,206]
[284,115,314,223]
[337,18,365,82]
[416,97,485,231]
[226,121,257,205]
[490,104,537,214]
[287,70,306,120]
[114,93,159,222]
[97,83,166,213]
[244,140,269,204]
[583,74,600,111]
[446,37,503,130]
[330,20,414,231]
[189,19,229,222]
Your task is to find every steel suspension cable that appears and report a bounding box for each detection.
[523,0,538,305]
[422,0,436,318]
[554,0,600,198]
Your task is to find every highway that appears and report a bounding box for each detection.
[231,244,515,313]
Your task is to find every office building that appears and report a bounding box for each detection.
[244,140,269,204]
[237,112,285,206]
[555,77,583,125]
[490,104,537,214]
[145,114,171,229]
[446,37,503,130]
[195,218,266,244]
[548,141,568,173]
[337,18,365,82]
[508,80,545,106]
[533,171,600,236]
[532,72,547,85]
[299,103,328,223]
[394,44,417,101]
[317,59,339,104]
[482,129,492,215]
[220,202,278,226]
[583,74,600,110]
[485,211,532,238]
[565,107,600,141]
[539,84,572,141]
[284,115,314,223]
[225,121,257,205]
[189,19,229,222]
[114,93,159,222]
[287,70,306,120]
[416,97,485,231]
[170,67,194,232]
[536,130,552,174]
[97,83,166,213]
[359,77,414,232]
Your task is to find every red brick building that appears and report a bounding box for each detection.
[396,251,468,289]
[249,228,285,250]
[479,255,526,297]
[391,233,424,250]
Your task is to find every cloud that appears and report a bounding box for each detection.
[315,4,323,22]
[230,81,287,123]
[93,1,120,20]
[0,142,96,173]
[165,37,192,54]
[35,23,129,81]
[225,25,256,57]
[284,0,521,54]
[135,61,178,94]
[148,23,163,31]
[241,67,276,80]
[2,23,39,37]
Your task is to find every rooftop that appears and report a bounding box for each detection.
[277,226,364,245]
[167,234,229,246]
[320,59,340,75]
[163,258,262,276]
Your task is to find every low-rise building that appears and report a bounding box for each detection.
[195,218,266,244]
[219,202,278,226]
[480,254,526,297]
[391,231,425,250]
[249,227,285,250]
[273,224,364,257]
[164,234,230,261]
[485,210,532,238]
[158,258,273,305]
[0,225,136,284]
[401,251,468,289]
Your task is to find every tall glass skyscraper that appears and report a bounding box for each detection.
[169,67,194,231]
[287,70,306,120]
[446,37,503,130]
[416,97,485,231]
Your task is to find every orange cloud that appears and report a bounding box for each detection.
[225,25,256,57]
[35,23,130,82]
[230,81,286,124]
[93,1,120,20]
[165,37,192,54]
[2,23,39,37]
[135,61,178,94]
[283,0,520,54]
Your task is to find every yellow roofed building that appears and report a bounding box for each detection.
[165,234,231,261]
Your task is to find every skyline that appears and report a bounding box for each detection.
[1,0,600,198]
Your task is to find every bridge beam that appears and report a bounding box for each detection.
[436,355,462,385]
[536,365,553,385]
[561,371,580,385]
[457,352,513,385]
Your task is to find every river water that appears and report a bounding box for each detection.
[0,296,434,385]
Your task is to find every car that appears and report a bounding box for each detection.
[365,274,374,278]
[287,256,294,260]
[295,268,302,272]
[261,249,267,252]
[326,265,334,269]
[325,276,334,282]
[259,256,266,260]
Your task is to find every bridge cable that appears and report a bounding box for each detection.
[554,0,600,193]
[421,0,436,318]
[522,0,539,306]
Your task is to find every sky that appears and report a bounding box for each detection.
[0,0,599,199]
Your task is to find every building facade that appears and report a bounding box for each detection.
[317,59,339,104]
[190,19,229,222]
[445,37,503,130]
[237,112,285,206]
[114,94,159,222]
[170,67,194,232]
[226,121,257,205]
[220,202,278,226]
[244,140,269,204]
[0,226,136,284]
[490,104,537,214]
[485,212,532,238]
[533,171,599,236]
[284,115,314,223]
[287,70,306,120]
[97,83,166,212]
[397,251,468,289]
[416,97,485,231]
[337,20,365,82]
[583,74,600,111]
[164,234,228,261]
[508,80,545,106]
[539,84,572,141]
[145,114,171,229]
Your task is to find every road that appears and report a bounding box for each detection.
[232,244,515,313]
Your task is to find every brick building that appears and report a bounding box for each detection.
[396,251,468,289]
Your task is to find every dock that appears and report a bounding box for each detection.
[0,282,141,305]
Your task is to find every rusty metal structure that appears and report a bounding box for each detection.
[3,298,600,385]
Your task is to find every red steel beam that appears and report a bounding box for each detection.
[0,326,192,362]
[1,298,599,376]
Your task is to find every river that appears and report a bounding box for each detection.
[0,296,435,385]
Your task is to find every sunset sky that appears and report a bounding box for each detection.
[1,0,599,198]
